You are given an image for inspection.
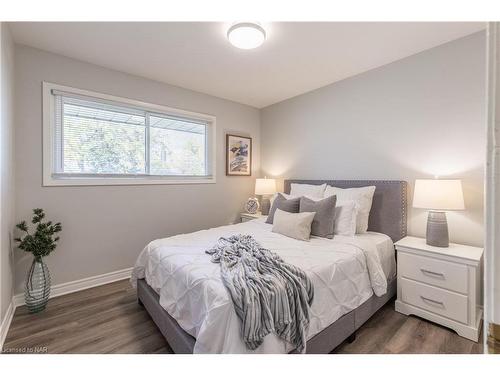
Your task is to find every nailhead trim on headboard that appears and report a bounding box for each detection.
[400,182,408,238]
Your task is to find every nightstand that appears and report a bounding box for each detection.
[240,212,265,223]
[394,236,483,342]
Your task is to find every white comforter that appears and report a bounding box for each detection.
[131,218,392,353]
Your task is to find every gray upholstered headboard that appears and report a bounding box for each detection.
[284,180,408,242]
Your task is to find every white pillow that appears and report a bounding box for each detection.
[272,209,316,241]
[325,185,375,233]
[334,201,357,236]
[290,183,326,199]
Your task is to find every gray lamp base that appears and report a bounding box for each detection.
[261,196,271,215]
[426,211,449,247]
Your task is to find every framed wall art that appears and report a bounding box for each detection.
[226,134,252,176]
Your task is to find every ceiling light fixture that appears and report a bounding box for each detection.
[227,23,266,49]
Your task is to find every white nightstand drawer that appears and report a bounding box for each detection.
[400,278,468,324]
[398,252,468,294]
[395,236,483,341]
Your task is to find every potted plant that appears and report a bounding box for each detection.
[15,208,62,313]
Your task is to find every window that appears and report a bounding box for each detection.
[43,82,216,186]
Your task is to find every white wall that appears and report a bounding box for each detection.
[1,23,15,320]
[261,32,486,247]
[486,22,500,328]
[14,45,260,293]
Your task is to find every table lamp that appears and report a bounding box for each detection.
[255,178,276,215]
[413,179,465,247]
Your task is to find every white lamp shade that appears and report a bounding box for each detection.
[255,178,276,195]
[413,179,465,210]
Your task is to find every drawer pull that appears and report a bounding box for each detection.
[420,268,445,278]
[420,296,445,307]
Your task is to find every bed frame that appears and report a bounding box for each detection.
[137,179,408,353]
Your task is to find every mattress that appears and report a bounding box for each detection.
[131,218,395,354]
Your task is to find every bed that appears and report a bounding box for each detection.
[132,179,407,354]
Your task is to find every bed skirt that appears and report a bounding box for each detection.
[137,277,397,354]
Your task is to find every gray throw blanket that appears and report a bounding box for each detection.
[206,235,314,352]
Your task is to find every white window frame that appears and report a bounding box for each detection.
[42,82,216,186]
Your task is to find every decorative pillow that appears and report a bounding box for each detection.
[265,193,301,224]
[272,209,316,241]
[333,201,357,236]
[325,185,375,233]
[299,195,337,239]
[269,192,321,207]
[290,183,326,199]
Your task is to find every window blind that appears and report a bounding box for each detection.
[52,91,210,178]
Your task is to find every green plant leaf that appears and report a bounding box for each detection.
[15,209,61,257]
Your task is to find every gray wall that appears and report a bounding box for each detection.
[1,23,15,320]
[261,32,486,247]
[14,45,260,293]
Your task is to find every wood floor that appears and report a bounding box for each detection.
[3,279,483,354]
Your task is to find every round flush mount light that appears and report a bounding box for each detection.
[227,23,266,49]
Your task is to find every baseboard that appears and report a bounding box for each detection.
[13,267,133,307]
[0,301,15,351]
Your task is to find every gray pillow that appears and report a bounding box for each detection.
[299,195,337,239]
[266,193,300,224]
